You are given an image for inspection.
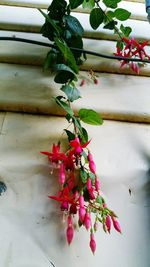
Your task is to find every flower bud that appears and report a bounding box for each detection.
[84,212,91,230]
[87,178,92,190]
[79,195,84,207]
[79,206,86,222]
[89,233,96,254]
[112,217,122,233]
[105,215,111,233]
[66,225,74,245]
[89,188,95,200]
[95,177,100,191]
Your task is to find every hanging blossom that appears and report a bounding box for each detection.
[41,137,121,254]
[114,37,150,74]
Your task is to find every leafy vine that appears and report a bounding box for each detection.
[40,0,149,254]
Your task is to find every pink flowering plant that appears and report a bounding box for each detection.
[40,0,149,254]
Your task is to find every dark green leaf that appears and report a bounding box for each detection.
[54,71,75,83]
[103,0,121,9]
[73,117,83,133]
[43,50,57,71]
[104,20,117,30]
[116,40,124,50]
[61,85,81,102]
[54,37,79,73]
[90,8,104,30]
[38,9,60,35]
[114,8,131,21]
[69,0,84,9]
[54,96,74,116]
[64,15,84,36]
[81,127,88,143]
[64,130,75,141]
[79,108,103,125]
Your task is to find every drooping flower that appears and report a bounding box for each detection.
[66,215,74,245]
[41,143,66,163]
[87,177,92,190]
[79,206,86,222]
[70,137,90,155]
[89,233,96,254]
[95,177,100,191]
[59,163,65,185]
[88,152,96,174]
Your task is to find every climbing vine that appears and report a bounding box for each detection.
[40,0,149,254]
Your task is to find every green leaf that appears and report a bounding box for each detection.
[73,117,83,133]
[61,85,81,102]
[79,109,103,125]
[82,0,95,9]
[54,37,79,73]
[54,71,75,83]
[54,96,74,116]
[114,8,131,21]
[64,15,84,36]
[64,130,75,141]
[80,167,88,183]
[104,20,117,30]
[81,127,88,143]
[90,8,104,30]
[120,24,132,37]
[103,0,121,9]
[69,0,84,9]
[43,50,57,71]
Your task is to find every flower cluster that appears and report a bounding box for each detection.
[115,37,150,74]
[41,137,121,254]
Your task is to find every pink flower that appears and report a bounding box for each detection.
[41,143,66,163]
[105,215,111,233]
[89,233,96,254]
[59,163,65,185]
[70,137,90,155]
[84,212,91,230]
[66,225,74,245]
[79,206,86,222]
[112,217,122,233]
[89,188,95,200]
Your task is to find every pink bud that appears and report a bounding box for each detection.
[67,215,72,226]
[89,188,95,200]
[66,225,74,245]
[87,178,92,190]
[89,160,96,174]
[59,163,65,185]
[79,195,84,207]
[61,201,69,211]
[84,212,91,230]
[95,177,100,191]
[105,215,111,233]
[88,153,93,162]
[112,217,122,233]
[89,233,96,254]
[79,206,86,222]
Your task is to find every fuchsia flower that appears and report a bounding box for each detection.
[87,177,92,190]
[59,163,65,185]
[90,233,96,254]
[95,177,100,191]
[70,137,91,155]
[88,152,96,174]
[41,143,66,163]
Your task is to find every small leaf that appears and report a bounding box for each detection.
[54,96,74,116]
[114,8,131,21]
[61,85,81,102]
[69,0,84,9]
[90,8,104,30]
[54,71,75,84]
[82,0,95,9]
[38,9,60,35]
[43,50,57,71]
[79,109,103,125]
[104,20,117,30]
[64,130,75,141]
[80,127,88,143]
[120,24,132,37]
